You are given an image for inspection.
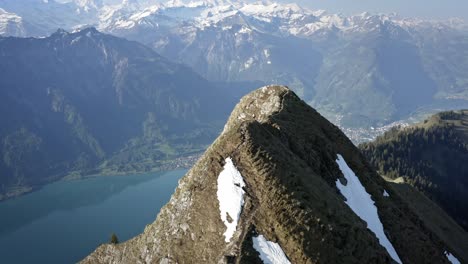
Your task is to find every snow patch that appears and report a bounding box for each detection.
[253,234,291,264]
[335,154,402,264]
[383,190,389,197]
[238,26,252,34]
[129,5,161,21]
[217,157,246,243]
[114,19,136,28]
[445,251,461,264]
[244,57,254,69]
[237,112,247,120]
[70,36,82,44]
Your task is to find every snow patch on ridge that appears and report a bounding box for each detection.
[383,190,389,197]
[335,154,402,264]
[445,251,461,264]
[216,157,246,242]
[253,234,291,264]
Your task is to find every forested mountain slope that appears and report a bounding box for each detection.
[360,110,468,230]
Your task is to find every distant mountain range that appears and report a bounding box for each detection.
[1,0,468,142]
[360,110,468,231]
[0,27,234,200]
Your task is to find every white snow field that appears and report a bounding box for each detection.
[335,154,402,264]
[253,234,291,264]
[445,251,461,264]
[383,190,390,197]
[216,157,246,242]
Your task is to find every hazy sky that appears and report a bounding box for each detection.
[278,0,467,20]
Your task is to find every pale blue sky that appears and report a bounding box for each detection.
[278,0,467,20]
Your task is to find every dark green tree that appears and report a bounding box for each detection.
[110,233,119,244]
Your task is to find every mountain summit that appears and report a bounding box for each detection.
[82,86,464,264]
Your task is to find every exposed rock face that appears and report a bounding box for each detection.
[82,86,463,264]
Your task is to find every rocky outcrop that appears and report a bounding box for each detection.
[82,86,463,264]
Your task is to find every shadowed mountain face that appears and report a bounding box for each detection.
[82,86,466,264]
[0,28,233,200]
[360,110,468,231]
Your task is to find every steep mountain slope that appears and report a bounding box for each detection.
[360,110,468,231]
[0,27,231,200]
[385,179,468,262]
[82,86,465,264]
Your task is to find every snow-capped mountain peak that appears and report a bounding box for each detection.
[74,0,103,12]
[1,0,466,45]
[165,0,247,8]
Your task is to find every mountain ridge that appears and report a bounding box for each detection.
[82,85,465,264]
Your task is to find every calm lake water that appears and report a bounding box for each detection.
[0,169,186,264]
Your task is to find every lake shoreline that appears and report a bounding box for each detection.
[0,153,201,203]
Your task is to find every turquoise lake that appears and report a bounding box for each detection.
[0,170,186,264]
